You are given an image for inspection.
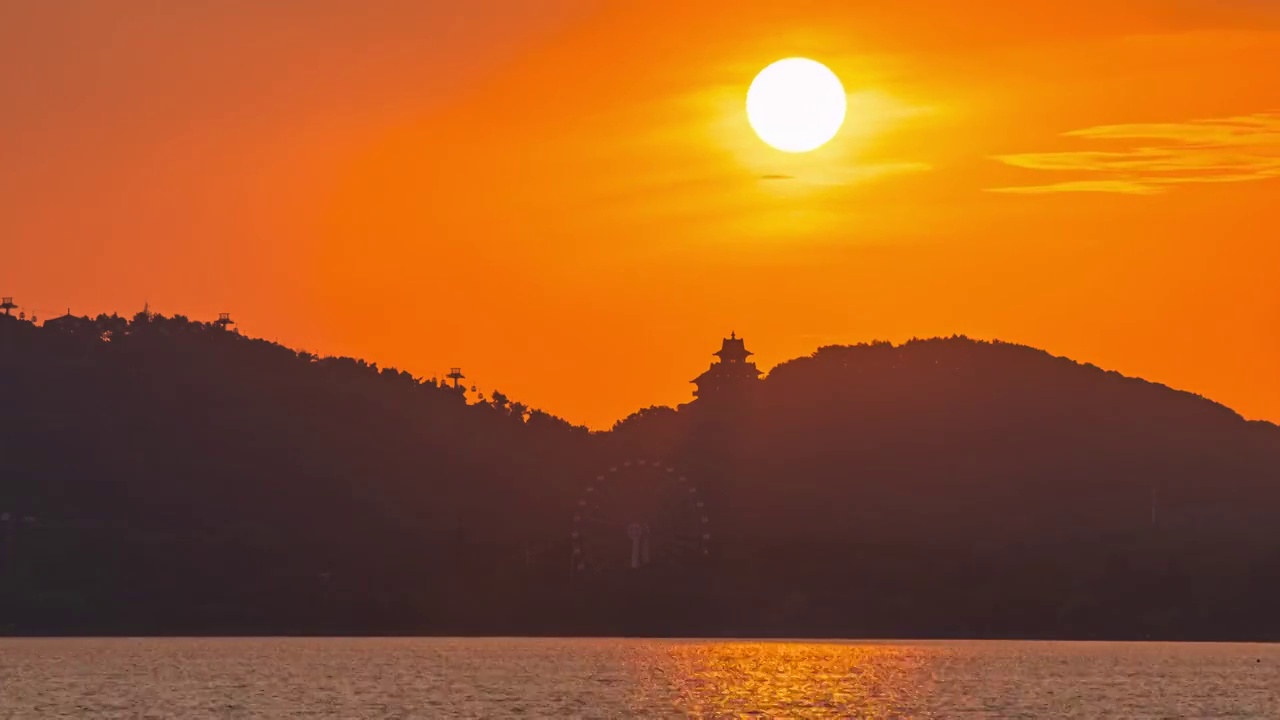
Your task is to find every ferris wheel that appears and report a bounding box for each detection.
[571,460,711,573]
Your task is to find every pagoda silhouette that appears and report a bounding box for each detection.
[691,332,762,401]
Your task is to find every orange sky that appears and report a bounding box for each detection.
[4,1,1280,428]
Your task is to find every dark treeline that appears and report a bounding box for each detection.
[2,311,1280,639]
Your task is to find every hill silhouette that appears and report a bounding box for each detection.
[2,311,1279,639]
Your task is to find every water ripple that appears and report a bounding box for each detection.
[1,638,1277,718]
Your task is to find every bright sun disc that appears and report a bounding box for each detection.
[746,58,847,153]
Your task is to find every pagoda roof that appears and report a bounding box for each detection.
[713,333,753,358]
[44,312,91,325]
[691,362,762,384]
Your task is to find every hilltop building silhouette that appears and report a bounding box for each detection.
[691,332,762,400]
[43,309,92,333]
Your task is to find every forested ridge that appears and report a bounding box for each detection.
[3,311,1279,639]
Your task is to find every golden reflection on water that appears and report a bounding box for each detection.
[632,641,939,718]
[7,638,1280,718]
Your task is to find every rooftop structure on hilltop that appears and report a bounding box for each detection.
[691,332,762,400]
[43,309,92,333]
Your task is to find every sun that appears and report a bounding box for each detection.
[746,58,847,153]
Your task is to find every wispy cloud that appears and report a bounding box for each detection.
[989,112,1280,195]
[800,162,934,187]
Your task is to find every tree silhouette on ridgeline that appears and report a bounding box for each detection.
[2,313,1280,639]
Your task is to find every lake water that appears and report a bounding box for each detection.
[1,638,1277,718]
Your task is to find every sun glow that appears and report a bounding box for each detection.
[746,58,847,153]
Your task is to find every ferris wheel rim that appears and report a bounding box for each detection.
[570,459,712,572]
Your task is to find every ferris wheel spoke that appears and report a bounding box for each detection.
[658,495,690,514]
[577,515,620,526]
[652,517,697,534]
[570,463,711,572]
